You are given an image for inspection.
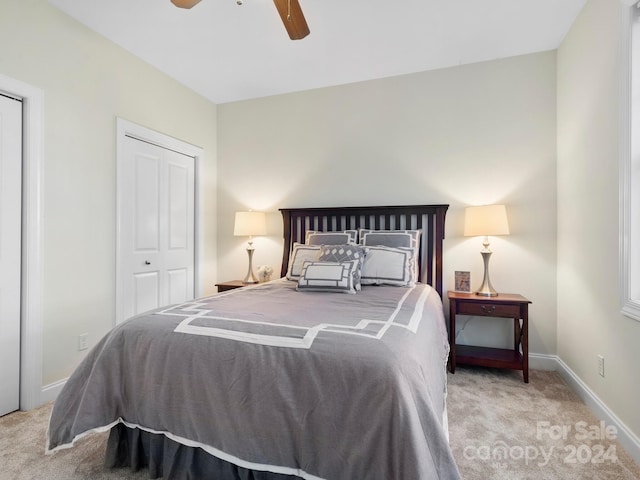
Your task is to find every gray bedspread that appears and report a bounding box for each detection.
[47,280,460,480]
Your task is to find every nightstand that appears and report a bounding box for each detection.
[215,280,246,292]
[447,291,532,383]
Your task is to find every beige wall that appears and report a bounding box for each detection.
[0,0,218,385]
[218,52,558,357]
[558,0,640,439]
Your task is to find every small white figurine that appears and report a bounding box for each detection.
[257,265,273,283]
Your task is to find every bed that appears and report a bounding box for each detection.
[46,204,460,480]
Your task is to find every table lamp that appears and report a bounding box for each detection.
[464,204,510,297]
[234,211,267,284]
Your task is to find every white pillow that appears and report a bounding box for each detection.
[361,246,417,286]
[360,230,421,280]
[286,243,321,280]
[305,230,358,245]
[359,229,421,250]
[296,260,359,294]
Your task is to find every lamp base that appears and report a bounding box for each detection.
[475,290,498,297]
[475,250,498,297]
[242,245,259,284]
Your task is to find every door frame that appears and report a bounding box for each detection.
[115,118,204,325]
[0,74,45,411]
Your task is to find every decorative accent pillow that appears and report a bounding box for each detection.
[296,260,359,294]
[361,245,417,286]
[305,230,358,245]
[286,243,321,280]
[318,244,366,291]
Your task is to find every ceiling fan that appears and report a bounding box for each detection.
[170,0,310,40]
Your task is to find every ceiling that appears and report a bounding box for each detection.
[48,0,586,105]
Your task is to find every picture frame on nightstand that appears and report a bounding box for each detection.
[454,271,471,292]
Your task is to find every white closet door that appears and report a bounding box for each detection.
[120,136,195,323]
[0,94,22,416]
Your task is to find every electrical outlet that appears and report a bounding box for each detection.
[598,355,605,377]
[78,333,88,351]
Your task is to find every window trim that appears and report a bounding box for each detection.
[620,3,640,321]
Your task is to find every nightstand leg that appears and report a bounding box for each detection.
[514,317,521,352]
[449,301,456,374]
[522,315,529,383]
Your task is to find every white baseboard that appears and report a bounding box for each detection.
[40,378,67,405]
[529,352,558,371]
[555,357,640,466]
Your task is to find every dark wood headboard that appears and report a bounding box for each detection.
[279,205,449,297]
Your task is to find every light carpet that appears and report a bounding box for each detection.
[1,367,639,479]
[447,367,640,479]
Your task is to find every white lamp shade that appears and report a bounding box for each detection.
[464,205,510,237]
[234,211,267,237]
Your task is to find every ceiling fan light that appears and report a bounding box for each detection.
[170,0,203,9]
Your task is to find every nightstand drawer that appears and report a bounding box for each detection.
[457,302,521,318]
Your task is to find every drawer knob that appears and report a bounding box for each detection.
[481,305,496,314]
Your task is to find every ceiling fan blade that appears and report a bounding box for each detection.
[273,0,310,40]
[171,0,203,9]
